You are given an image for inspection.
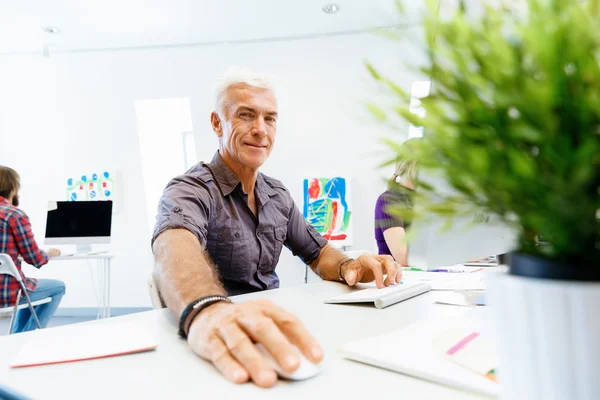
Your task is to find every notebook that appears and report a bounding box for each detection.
[11,320,158,368]
[339,318,498,397]
[324,282,431,309]
[433,328,497,382]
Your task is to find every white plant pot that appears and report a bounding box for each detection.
[487,271,600,400]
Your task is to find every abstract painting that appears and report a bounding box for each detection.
[303,177,352,245]
[66,171,115,202]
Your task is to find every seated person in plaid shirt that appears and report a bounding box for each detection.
[0,166,65,333]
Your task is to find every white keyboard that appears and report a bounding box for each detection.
[325,282,431,309]
[335,282,424,301]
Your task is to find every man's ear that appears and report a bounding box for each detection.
[210,112,223,138]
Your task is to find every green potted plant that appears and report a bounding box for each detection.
[367,0,600,398]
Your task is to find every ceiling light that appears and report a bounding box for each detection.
[322,3,340,14]
[42,26,60,34]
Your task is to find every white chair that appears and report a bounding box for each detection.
[147,274,166,309]
[0,253,51,334]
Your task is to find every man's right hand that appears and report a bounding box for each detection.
[187,299,323,388]
[46,248,61,258]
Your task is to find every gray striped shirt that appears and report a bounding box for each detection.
[153,152,328,295]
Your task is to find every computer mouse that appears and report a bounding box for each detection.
[255,343,321,381]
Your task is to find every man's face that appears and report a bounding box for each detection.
[212,84,278,170]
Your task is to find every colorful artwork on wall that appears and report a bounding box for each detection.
[66,171,115,202]
[303,177,352,245]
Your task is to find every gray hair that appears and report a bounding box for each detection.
[214,66,276,117]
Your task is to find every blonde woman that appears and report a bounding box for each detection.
[374,146,418,266]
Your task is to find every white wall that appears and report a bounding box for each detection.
[0,29,426,309]
[135,97,195,237]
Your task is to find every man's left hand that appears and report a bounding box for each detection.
[341,254,402,288]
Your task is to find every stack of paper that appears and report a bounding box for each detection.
[401,270,487,291]
[434,291,487,307]
[11,321,158,368]
[340,319,498,397]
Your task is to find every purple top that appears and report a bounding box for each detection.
[374,189,412,257]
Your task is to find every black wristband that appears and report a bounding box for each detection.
[178,295,231,338]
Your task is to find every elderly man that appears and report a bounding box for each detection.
[152,68,401,388]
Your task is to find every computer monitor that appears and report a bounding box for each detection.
[407,169,517,269]
[45,201,113,254]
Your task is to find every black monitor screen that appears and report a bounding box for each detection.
[45,201,112,238]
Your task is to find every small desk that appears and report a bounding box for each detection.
[51,253,115,318]
[0,281,489,400]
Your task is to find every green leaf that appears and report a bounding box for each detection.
[384,79,410,99]
[366,103,387,122]
[394,0,405,14]
[511,124,544,143]
[365,62,383,81]
[393,106,425,126]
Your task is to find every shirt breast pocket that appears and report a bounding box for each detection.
[259,225,287,273]
[215,226,250,282]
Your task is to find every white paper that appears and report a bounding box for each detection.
[434,291,486,307]
[434,291,473,307]
[339,319,498,397]
[47,201,58,211]
[433,328,497,376]
[11,321,158,368]
[401,270,487,291]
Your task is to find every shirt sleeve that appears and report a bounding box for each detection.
[151,175,211,247]
[284,200,328,265]
[12,213,48,268]
[374,192,405,231]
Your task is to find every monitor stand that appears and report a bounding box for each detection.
[75,244,92,254]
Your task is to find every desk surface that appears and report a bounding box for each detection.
[0,281,490,400]
[52,253,115,260]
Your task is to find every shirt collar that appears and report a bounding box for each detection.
[0,196,11,206]
[207,152,277,202]
[207,152,241,197]
[255,173,277,206]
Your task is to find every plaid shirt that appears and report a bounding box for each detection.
[0,196,48,308]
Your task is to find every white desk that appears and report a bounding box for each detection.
[0,281,490,400]
[51,253,115,318]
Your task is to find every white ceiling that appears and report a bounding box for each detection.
[0,0,428,54]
